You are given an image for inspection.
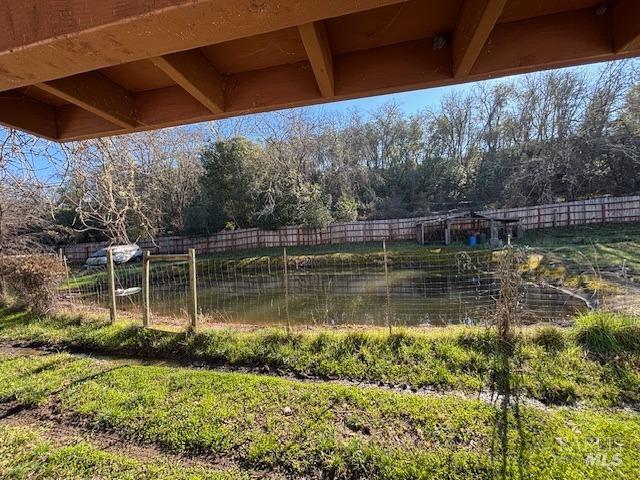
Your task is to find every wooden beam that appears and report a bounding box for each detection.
[0,92,57,140]
[53,7,640,142]
[613,0,640,52]
[298,21,334,97]
[0,0,407,92]
[37,73,136,129]
[151,51,224,114]
[452,0,507,78]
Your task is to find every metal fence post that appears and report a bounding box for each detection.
[383,240,392,335]
[142,250,151,327]
[283,247,290,335]
[106,248,117,324]
[188,248,198,330]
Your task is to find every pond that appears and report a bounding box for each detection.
[96,268,589,327]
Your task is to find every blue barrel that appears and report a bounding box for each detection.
[468,235,477,247]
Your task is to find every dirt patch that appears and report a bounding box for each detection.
[0,343,52,357]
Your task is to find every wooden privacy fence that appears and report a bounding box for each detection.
[62,195,640,263]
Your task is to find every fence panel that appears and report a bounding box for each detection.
[61,195,640,263]
[62,241,640,330]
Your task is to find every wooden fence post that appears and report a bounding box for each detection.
[106,248,117,324]
[188,248,198,330]
[142,250,151,327]
[444,220,451,245]
[283,247,290,335]
[383,240,392,335]
[61,254,73,306]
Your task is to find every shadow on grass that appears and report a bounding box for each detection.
[0,361,127,420]
[490,337,528,480]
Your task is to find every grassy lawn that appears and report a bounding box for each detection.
[5,222,640,478]
[0,426,250,479]
[0,346,639,479]
[1,308,638,408]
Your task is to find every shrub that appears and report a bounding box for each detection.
[333,194,359,222]
[300,184,333,229]
[574,312,640,358]
[532,327,566,351]
[0,255,67,314]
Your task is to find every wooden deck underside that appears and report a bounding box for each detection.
[0,0,639,142]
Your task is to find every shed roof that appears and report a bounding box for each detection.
[416,211,520,225]
[1,0,639,142]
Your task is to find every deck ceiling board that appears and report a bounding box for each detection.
[325,0,463,55]
[0,0,639,141]
[201,28,308,75]
[100,60,177,93]
[19,86,70,107]
[471,7,614,77]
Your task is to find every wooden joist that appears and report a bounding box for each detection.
[151,51,225,114]
[298,21,334,97]
[452,0,507,78]
[37,73,137,129]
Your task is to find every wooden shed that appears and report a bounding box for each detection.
[416,212,521,246]
[0,1,639,142]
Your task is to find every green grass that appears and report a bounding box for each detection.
[575,311,640,358]
[1,308,638,408]
[0,426,249,479]
[518,223,640,283]
[0,352,104,406]
[1,350,639,479]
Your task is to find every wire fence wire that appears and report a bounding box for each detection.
[61,242,640,329]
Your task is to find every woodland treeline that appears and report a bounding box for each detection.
[0,61,639,249]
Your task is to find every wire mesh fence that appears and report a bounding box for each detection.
[61,238,640,330]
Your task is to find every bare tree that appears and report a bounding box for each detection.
[64,137,154,244]
[0,127,70,254]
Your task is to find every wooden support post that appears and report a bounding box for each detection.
[490,220,499,247]
[283,247,290,335]
[106,248,117,324]
[188,248,198,330]
[444,220,451,245]
[142,250,151,327]
[62,254,73,305]
[383,240,392,335]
